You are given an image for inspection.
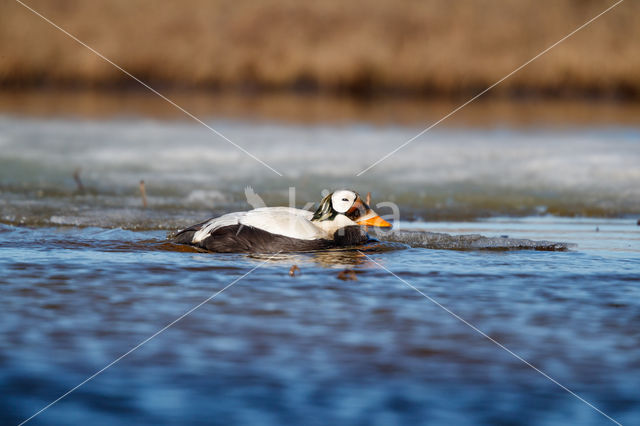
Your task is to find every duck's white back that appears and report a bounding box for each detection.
[193,207,324,242]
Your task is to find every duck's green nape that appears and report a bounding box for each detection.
[312,193,338,222]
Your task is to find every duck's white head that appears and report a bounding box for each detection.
[311,190,391,236]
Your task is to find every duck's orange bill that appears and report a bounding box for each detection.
[357,215,392,228]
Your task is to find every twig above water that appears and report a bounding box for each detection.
[139,180,147,208]
[73,168,85,193]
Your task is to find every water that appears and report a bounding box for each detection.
[1,220,638,425]
[1,111,639,425]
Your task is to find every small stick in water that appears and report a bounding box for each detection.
[289,265,300,277]
[337,269,357,281]
[139,180,148,208]
[73,168,85,193]
[366,191,371,205]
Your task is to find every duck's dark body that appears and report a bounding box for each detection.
[172,224,369,253]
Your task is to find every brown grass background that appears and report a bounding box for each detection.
[1,0,638,99]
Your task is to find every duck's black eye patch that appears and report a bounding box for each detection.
[342,198,348,202]
[345,209,360,220]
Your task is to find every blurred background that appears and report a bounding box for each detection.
[2,0,640,99]
[0,0,639,226]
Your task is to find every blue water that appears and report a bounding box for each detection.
[1,218,639,425]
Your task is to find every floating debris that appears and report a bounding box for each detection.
[337,269,358,281]
[382,230,573,251]
[289,265,300,276]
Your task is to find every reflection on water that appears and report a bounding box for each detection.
[248,242,408,267]
[250,249,368,268]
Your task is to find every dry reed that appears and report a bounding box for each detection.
[1,0,638,98]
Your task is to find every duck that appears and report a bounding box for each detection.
[172,189,391,253]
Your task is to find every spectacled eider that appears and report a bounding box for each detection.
[172,190,391,253]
